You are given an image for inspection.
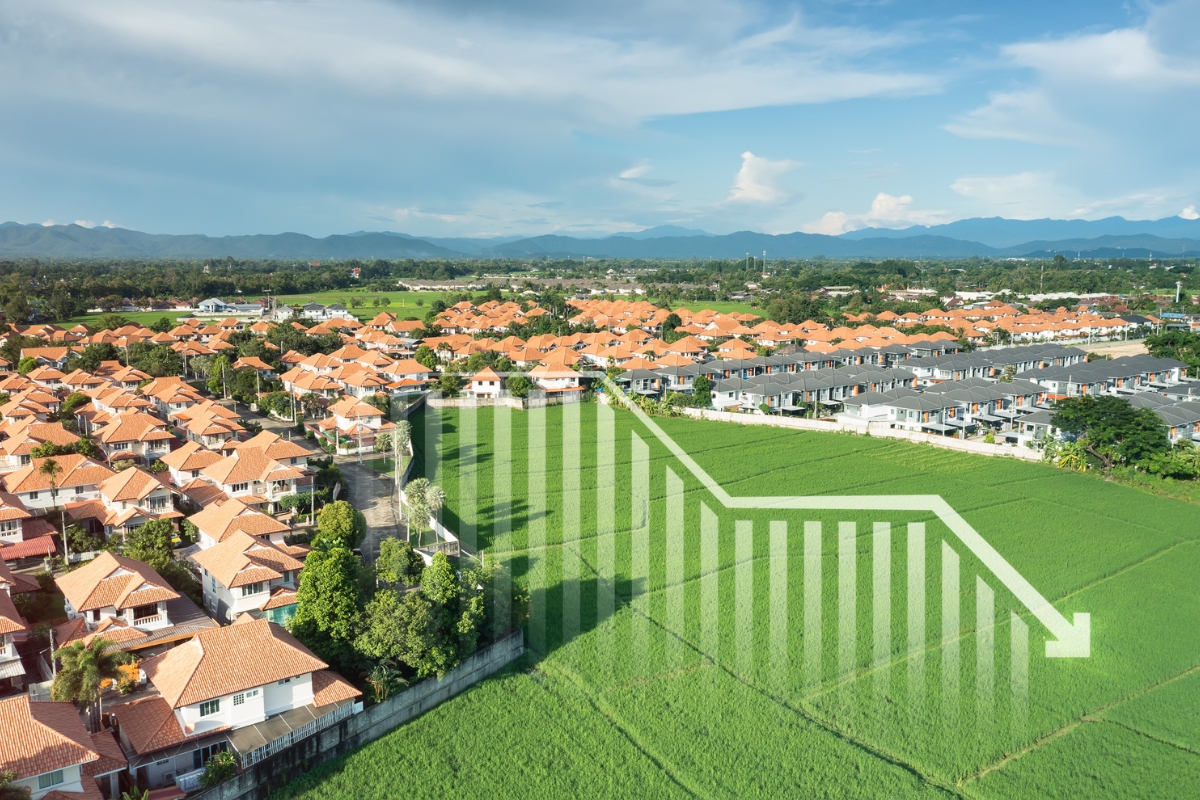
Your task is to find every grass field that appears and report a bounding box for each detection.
[273,406,1200,799]
[64,310,192,329]
[671,299,765,317]
[273,290,477,322]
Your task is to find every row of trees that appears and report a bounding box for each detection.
[288,501,521,695]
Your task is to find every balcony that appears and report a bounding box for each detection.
[175,767,206,793]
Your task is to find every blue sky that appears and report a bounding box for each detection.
[1,0,1198,238]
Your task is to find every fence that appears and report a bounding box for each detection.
[189,630,524,800]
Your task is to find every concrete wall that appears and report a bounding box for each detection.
[190,629,525,800]
[677,407,1042,462]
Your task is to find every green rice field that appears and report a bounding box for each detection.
[274,405,1200,799]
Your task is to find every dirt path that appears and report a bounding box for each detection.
[335,454,400,562]
[1079,339,1148,357]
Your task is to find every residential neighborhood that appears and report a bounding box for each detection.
[0,289,1194,800]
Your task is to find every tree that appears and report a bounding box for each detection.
[364,660,405,702]
[505,375,532,398]
[0,770,28,800]
[207,355,232,397]
[300,392,323,419]
[315,500,367,549]
[290,542,363,676]
[692,374,712,408]
[149,316,174,333]
[5,293,30,326]
[376,537,423,586]
[122,519,175,571]
[402,478,444,541]
[662,312,682,337]
[200,749,237,788]
[51,638,134,731]
[60,391,90,419]
[96,313,130,331]
[1051,396,1170,470]
[435,373,461,397]
[17,356,37,375]
[414,344,438,370]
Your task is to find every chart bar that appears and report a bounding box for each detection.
[1011,611,1029,744]
[562,399,580,643]
[873,521,891,696]
[527,400,546,654]
[700,503,719,661]
[804,521,822,690]
[942,540,960,728]
[458,397,476,554]
[907,523,926,707]
[596,400,615,669]
[976,575,995,737]
[631,432,649,676]
[838,521,856,679]
[666,467,684,666]
[492,404,511,641]
[736,520,753,678]
[422,391,440,485]
[770,520,788,696]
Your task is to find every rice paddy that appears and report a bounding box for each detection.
[274,404,1200,799]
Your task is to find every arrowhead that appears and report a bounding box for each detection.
[1045,613,1090,658]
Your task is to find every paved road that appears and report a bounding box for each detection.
[334,454,400,562]
[227,403,401,562]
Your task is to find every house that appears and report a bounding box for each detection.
[185,498,291,550]
[56,551,180,637]
[467,367,503,399]
[0,559,33,690]
[313,395,395,453]
[236,430,314,471]
[3,455,115,514]
[0,420,80,472]
[529,363,583,396]
[192,532,304,623]
[65,467,182,540]
[233,356,277,380]
[158,440,226,489]
[113,617,360,791]
[92,411,176,464]
[198,449,307,513]
[172,402,246,450]
[0,694,127,800]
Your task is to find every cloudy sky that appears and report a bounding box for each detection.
[2,0,1199,237]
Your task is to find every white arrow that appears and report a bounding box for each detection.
[595,374,1091,658]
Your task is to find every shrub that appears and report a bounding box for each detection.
[201,750,237,788]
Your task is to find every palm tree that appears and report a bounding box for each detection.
[40,457,67,558]
[300,392,322,420]
[0,771,28,800]
[52,638,134,732]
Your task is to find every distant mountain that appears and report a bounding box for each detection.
[615,225,712,240]
[0,223,465,259]
[3,219,1198,260]
[839,215,1200,249]
[480,231,995,259]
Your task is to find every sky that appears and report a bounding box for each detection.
[1,0,1199,238]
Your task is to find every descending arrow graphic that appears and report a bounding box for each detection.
[595,373,1091,658]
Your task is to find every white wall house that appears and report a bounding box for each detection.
[56,552,180,633]
[192,531,303,623]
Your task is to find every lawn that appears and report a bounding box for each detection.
[275,405,1200,799]
[363,455,409,478]
[63,310,192,329]
[273,290,491,322]
[671,299,766,317]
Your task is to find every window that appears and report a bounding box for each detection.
[38,770,64,789]
[148,496,168,511]
[232,482,248,493]
[192,741,229,771]
[233,692,245,706]
[28,491,38,500]
[240,582,265,596]
[192,469,200,478]
[199,699,220,717]
[0,520,18,534]
[277,677,291,685]
[133,604,158,621]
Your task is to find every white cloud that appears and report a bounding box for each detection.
[41,219,56,227]
[1182,205,1200,220]
[726,152,801,205]
[949,171,1186,220]
[802,192,950,234]
[619,164,652,180]
[391,207,461,224]
[943,90,1090,146]
[11,0,939,127]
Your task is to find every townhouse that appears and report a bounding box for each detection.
[0,559,32,689]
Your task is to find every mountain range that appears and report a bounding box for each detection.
[1,217,1197,260]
